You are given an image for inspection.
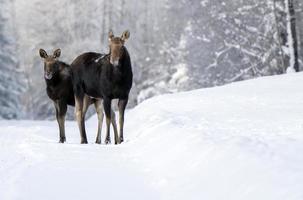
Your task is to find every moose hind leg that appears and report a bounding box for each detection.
[54,100,67,143]
[75,96,88,144]
[82,95,91,116]
[118,98,128,143]
[94,100,104,144]
[103,98,112,144]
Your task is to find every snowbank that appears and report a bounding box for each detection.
[1,73,303,200]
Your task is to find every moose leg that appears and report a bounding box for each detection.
[118,98,128,143]
[94,99,104,144]
[75,96,88,144]
[103,98,112,144]
[54,100,67,143]
[82,95,91,117]
[111,109,119,144]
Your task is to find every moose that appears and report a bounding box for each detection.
[71,30,133,144]
[39,49,118,143]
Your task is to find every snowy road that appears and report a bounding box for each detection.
[1,73,303,200]
[0,120,158,200]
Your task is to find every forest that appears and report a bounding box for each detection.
[0,0,302,120]
[1,1,303,199]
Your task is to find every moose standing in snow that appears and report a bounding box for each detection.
[39,49,117,143]
[71,30,133,144]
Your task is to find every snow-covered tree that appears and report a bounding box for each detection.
[0,0,301,119]
[0,0,25,119]
[285,0,299,72]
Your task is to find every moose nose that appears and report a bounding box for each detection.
[44,72,53,80]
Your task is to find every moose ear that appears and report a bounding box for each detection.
[39,49,48,58]
[121,30,130,41]
[108,30,114,41]
[53,49,61,58]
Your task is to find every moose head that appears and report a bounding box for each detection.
[108,30,130,67]
[39,49,61,80]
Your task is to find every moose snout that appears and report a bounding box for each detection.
[44,71,53,79]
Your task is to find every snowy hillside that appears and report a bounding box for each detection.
[1,73,303,200]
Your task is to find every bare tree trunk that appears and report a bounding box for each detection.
[286,0,299,72]
[296,1,303,67]
[273,0,286,72]
[108,0,113,30]
[101,0,108,44]
[120,0,126,25]
[101,1,107,44]
[143,1,149,53]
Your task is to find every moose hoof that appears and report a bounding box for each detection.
[81,140,88,144]
[95,140,101,144]
[119,137,124,144]
[105,139,111,145]
[59,138,66,143]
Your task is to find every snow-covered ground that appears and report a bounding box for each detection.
[1,73,303,200]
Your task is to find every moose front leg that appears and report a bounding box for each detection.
[103,98,112,144]
[118,98,128,143]
[95,99,118,144]
[54,100,67,143]
[111,109,119,144]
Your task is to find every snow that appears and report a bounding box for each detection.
[1,73,303,200]
[169,63,189,85]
